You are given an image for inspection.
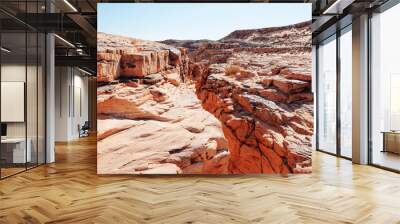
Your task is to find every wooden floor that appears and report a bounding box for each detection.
[373,150,400,171]
[1,167,26,178]
[1,136,400,224]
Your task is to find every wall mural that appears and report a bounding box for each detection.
[97,3,313,174]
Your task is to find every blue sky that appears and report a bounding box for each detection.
[98,3,311,41]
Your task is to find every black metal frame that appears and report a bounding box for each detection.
[367,0,400,173]
[338,24,353,161]
[315,0,400,173]
[315,21,353,161]
[367,10,373,166]
[315,44,319,152]
[315,33,337,156]
[336,24,341,159]
[0,0,47,180]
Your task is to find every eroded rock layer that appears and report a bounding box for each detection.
[188,21,313,174]
[97,21,313,174]
[97,33,228,174]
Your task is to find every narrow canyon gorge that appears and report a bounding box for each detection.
[97,21,313,174]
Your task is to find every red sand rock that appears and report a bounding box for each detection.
[97,21,313,174]
[189,21,313,174]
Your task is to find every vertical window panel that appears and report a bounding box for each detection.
[371,3,400,171]
[318,35,337,154]
[339,27,352,158]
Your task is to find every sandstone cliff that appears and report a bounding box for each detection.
[97,21,313,174]
[187,21,313,173]
[97,33,228,174]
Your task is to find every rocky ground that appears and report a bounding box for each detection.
[97,21,313,174]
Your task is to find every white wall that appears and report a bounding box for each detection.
[1,63,46,164]
[1,65,39,138]
[352,14,369,164]
[1,65,26,139]
[55,67,89,141]
[72,73,89,138]
[45,0,56,164]
[55,66,70,141]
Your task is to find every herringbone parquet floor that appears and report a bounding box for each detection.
[1,136,400,224]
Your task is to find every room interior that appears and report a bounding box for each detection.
[313,0,400,172]
[370,3,400,170]
[0,30,46,178]
[0,0,96,179]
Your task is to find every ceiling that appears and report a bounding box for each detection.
[0,0,395,73]
[0,0,97,73]
[310,0,391,43]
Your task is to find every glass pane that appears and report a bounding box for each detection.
[38,33,45,165]
[371,3,400,171]
[340,28,352,158]
[1,31,27,177]
[26,0,38,169]
[0,1,46,178]
[318,36,337,154]
[27,31,38,169]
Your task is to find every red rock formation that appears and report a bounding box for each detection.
[97,52,121,82]
[97,21,313,174]
[97,33,229,174]
[97,33,189,81]
[188,21,313,174]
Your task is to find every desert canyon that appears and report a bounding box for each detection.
[97,21,313,174]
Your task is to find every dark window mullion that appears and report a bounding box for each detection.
[336,28,341,157]
[36,0,39,167]
[25,0,28,171]
[315,45,319,151]
[367,11,373,165]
